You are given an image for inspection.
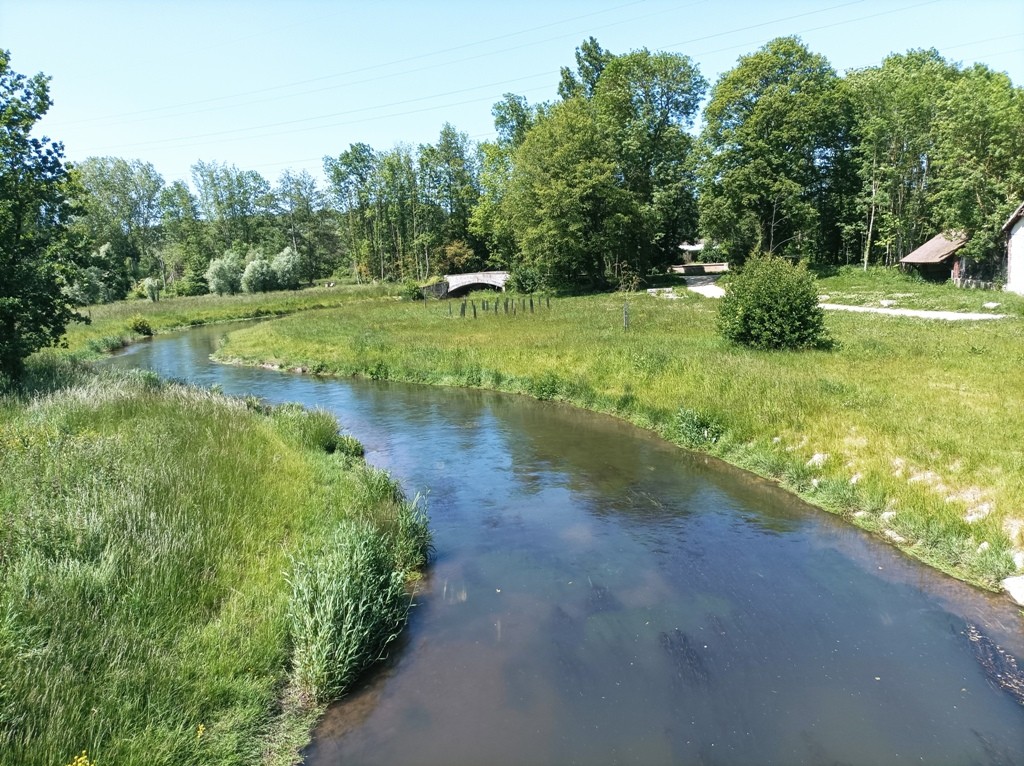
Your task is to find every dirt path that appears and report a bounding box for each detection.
[818,303,1007,320]
[679,277,1009,320]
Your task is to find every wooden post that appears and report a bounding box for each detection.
[448,301,452,316]
[472,300,477,318]
[624,302,629,331]
[460,301,466,318]
[546,296,550,309]
[529,296,534,313]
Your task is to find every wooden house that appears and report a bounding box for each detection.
[900,232,969,282]
[1003,201,1024,295]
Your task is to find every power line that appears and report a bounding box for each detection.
[59,0,656,127]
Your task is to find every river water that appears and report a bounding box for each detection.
[106,324,1024,765]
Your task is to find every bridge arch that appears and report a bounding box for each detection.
[443,270,509,297]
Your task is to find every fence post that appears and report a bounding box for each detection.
[624,302,629,331]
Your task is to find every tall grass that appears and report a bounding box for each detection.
[0,360,429,766]
[214,289,1024,590]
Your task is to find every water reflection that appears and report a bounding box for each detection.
[105,325,1024,766]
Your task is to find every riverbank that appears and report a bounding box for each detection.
[213,290,1024,596]
[0,358,429,766]
[61,282,396,358]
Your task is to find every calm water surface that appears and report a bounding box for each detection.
[106,325,1024,765]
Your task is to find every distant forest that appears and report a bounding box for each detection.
[62,36,1024,298]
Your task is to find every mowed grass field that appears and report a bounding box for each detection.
[214,284,1024,591]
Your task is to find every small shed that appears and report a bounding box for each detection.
[1002,201,1024,295]
[900,232,968,282]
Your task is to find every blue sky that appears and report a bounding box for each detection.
[3,0,1022,187]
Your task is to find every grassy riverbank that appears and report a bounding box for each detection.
[0,358,429,766]
[61,282,395,357]
[214,289,1024,592]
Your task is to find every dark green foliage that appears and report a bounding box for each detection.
[506,265,541,293]
[399,280,423,301]
[718,254,829,350]
[0,51,87,384]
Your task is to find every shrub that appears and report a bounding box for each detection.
[399,279,423,301]
[717,253,829,350]
[506,265,541,294]
[204,251,245,295]
[126,314,153,337]
[272,247,302,290]
[141,276,162,302]
[241,257,277,293]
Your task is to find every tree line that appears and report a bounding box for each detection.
[3,38,1023,376]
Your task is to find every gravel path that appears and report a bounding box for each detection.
[680,276,1009,320]
[818,303,1007,320]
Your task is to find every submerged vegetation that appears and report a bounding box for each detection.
[0,358,429,765]
[214,283,1024,592]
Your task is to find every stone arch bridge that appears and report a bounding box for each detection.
[429,271,509,298]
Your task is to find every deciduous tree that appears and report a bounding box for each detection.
[0,51,86,383]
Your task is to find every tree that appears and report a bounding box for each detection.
[930,64,1024,276]
[324,143,377,281]
[191,160,275,252]
[507,98,635,291]
[276,169,333,284]
[204,250,244,295]
[159,180,209,295]
[558,37,614,100]
[75,156,165,291]
[845,50,960,267]
[241,256,276,293]
[698,37,854,265]
[594,49,707,274]
[0,50,86,384]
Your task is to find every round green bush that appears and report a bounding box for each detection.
[717,254,829,350]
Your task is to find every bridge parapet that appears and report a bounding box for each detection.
[444,271,510,296]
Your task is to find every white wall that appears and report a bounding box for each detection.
[1008,218,1024,295]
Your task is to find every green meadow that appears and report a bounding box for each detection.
[214,282,1024,591]
[0,358,429,766]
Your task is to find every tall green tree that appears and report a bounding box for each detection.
[594,49,707,274]
[74,156,165,293]
[557,36,614,100]
[191,160,275,252]
[276,169,337,284]
[0,50,85,383]
[845,50,960,267]
[324,142,378,281]
[930,64,1024,275]
[698,37,854,264]
[158,180,208,294]
[507,97,635,291]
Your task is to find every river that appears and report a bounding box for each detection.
[105,323,1024,765]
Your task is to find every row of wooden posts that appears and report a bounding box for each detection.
[448,295,550,318]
